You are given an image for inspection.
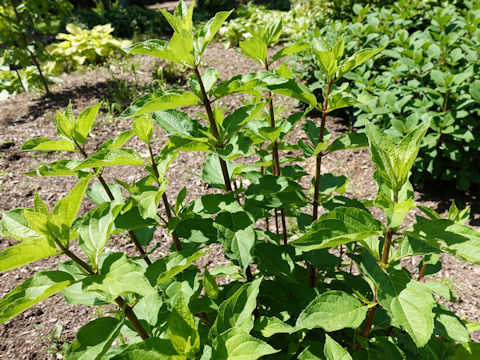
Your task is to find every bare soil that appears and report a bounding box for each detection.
[0,43,479,359]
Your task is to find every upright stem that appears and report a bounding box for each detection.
[312,80,332,221]
[193,65,232,192]
[193,64,254,279]
[148,143,182,251]
[75,140,151,265]
[310,79,333,288]
[381,227,394,265]
[265,62,288,245]
[53,238,149,340]
[356,291,378,351]
[358,215,396,345]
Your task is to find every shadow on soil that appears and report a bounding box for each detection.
[14,82,111,125]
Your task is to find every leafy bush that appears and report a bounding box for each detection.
[0,0,72,95]
[0,65,57,100]
[58,5,172,39]
[2,1,480,359]
[301,0,480,190]
[219,0,324,46]
[45,23,131,73]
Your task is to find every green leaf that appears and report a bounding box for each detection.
[296,290,368,332]
[24,159,85,177]
[203,267,219,299]
[324,334,352,360]
[52,109,74,139]
[312,48,337,78]
[78,200,124,271]
[190,68,219,97]
[66,317,124,360]
[337,47,384,79]
[201,154,237,190]
[114,207,158,232]
[332,38,345,60]
[406,219,480,265]
[291,207,382,251]
[126,40,179,63]
[133,115,154,144]
[0,271,75,324]
[51,176,92,239]
[145,249,210,286]
[98,130,135,151]
[255,242,296,283]
[194,11,232,57]
[133,91,199,116]
[254,316,294,337]
[470,81,480,103]
[1,208,44,242]
[424,280,452,301]
[74,102,102,145]
[272,42,310,61]
[366,120,430,192]
[82,253,155,299]
[110,338,180,359]
[132,184,166,220]
[323,133,368,155]
[433,305,470,343]
[222,103,266,140]
[168,292,200,357]
[86,182,123,205]
[374,193,416,228]
[74,148,144,170]
[21,137,76,152]
[212,328,278,360]
[169,30,195,66]
[258,126,282,143]
[267,79,317,107]
[153,109,195,137]
[240,37,267,64]
[210,278,262,338]
[24,242,59,276]
[365,265,435,347]
[214,211,256,271]
[327,91,375,113]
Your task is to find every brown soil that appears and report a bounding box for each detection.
[0,43,479,359]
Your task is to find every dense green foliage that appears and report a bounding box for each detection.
[300,0,480,190]
[59,4,172,39]
[2,1,480,359]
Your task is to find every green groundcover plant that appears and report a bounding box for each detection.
[2,1,480,359]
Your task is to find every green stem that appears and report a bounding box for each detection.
[310,78,333,288]
[147,143,182,251]
[74,139,151,265]
[192,65,232,192]
[53,238,149,340]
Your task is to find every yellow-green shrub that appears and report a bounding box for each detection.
[46,23,131,74]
